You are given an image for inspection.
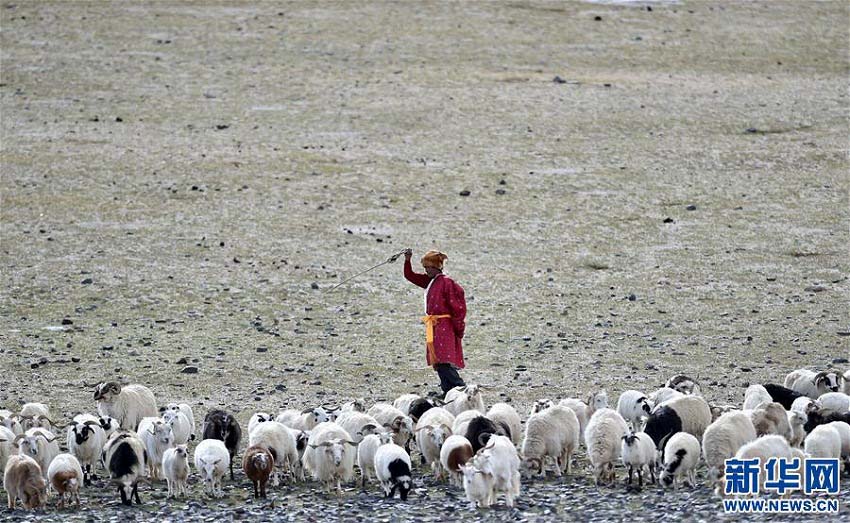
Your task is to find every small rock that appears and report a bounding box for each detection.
[256,347,268,353]
[176,357,188,364]
[663,217,674,224]
[628,294,637,301]
[459,190,471,197]
[30,363,39,369]
[553,76,566,84]
[81,278,93,284]
[594,15,602,21]
[216,124,229,130]
[71,357,80,363]
[61,318,73,325]
[115,116,123,122]
[495,189,506,195]
[804,285,826,292]
[310,282,319,290]
[181,366,199,374]
[833,358,849,364]
[686,204,697,211]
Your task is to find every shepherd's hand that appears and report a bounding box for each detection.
[403,248,413,259]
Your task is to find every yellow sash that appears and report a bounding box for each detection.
[421,314,451,365]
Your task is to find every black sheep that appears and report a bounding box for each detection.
[644,406,683,450]
[763,383,804,410]
[465,416,508,453]
[202,409,242,480]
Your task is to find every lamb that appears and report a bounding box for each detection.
[621,431,657,487]
[521,405,580,477]
[276,406,332,431]
[444,385,485,416]
[787,410,807,448]
[243,445,275,498]
[159,403,196,441]
[366,404,415,450]
[94,382,157,431]
[337,411,381,444]
[585,408,629,485]
[747,402,792,441]
[743,385,773,411]
[531,399,555,416]
[248,412,274,435]
[101,429,147,505]
[99,416,120,439]
[202,409,242,480]
[818,392,850,414]
[0,426,16,472]
[451,409,479,438]
[616,390,652,431]
[486,403,522,446]
[471,435,521,507]
[162,409,193,446]
[785,369,844,398]
[702,411,757,494]
[47,453,83,507]
[0,411,23,436]
[248,420,300,485]
[665,375,701,396]
[302,421,358,492]
[763,383,804,410]
[357,431,393,486]
[648,387,685,409]
[19,403,51,432]
[465,416,508,453]
[791,396,821,415]
[194,438,230,498]
[3,454,48,510]
[374,442,413,500]
[461,462,495,509]
[804,424,842,464]
[440,434,473,486]
[415,423,452,479]
[644,395,712,449]
[162,445,190,498]
[734,435,797,492]
[659,432,700,489]
[138,417,174,480]
[66,414,106,486]
[15,428,60,480]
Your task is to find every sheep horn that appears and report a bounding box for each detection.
[13,434,25,444]
[301,408,314,415]
[439,424,453,434]
[148,428,156,436]
[18,415,33,420]
[477,432,492,448]
[345,440,358,447]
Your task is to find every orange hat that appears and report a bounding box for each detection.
[421,250,448,270]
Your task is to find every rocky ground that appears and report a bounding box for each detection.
[1,0,848,521]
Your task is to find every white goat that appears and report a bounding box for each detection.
[94,382,157,430]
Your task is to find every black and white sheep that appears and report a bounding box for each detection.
[621,431,656,487]
[101,430,147,505]
[202,409,242,480]
[66,413,105,486]
[465,416,508,454]
[665,375,701,396]
[644,395,711,449]
[616,390,652,431]
[784,369,844,398]
[660,432,700,489]
[374,443,413,501]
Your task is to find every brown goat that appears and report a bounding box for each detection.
[242,445,275,498]
[4,454,48,510]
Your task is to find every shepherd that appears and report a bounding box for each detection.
[402,248,467,396]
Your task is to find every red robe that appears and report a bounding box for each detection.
[404,259,466,369]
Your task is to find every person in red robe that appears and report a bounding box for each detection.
[403,248,467,395]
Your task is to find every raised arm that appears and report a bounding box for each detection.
[404,255,430,289]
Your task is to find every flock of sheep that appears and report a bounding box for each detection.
[2,368,849,511]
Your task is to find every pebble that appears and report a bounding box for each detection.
[181,366,199,374]
[459,190,470,197]
[81,278,93,284]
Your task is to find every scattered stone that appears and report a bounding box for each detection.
[30,362,39,369]
[685,204,697,211]
[256,347,268,353]
[310,282,319,290]
[61,318,73,325]
[594,15,602,21]
[71,357,80,363]
[553,76,566,84]
[833,358,849,364]
[216,124,229,130]
[181,366,199,374]
[81,278,93,284]
[176,357,188,364]
[495,189,506,195]
[627,294,637,301]
[663,217,674,223]
[459,190,470,197]
[804,285,826,292]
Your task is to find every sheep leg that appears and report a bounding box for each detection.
[637,468,643,488]
[7,492,14,510]
[229,457,236,481]
[119,485,129,506]
[132,482,142,504]
[627,465,633,485]
[253,480,259,498]
[166,478,173,498]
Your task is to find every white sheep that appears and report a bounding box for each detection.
[194,438,230,498]
[461,462,494,509]
[785,369,844,398]
[790,396,820,414]
[374,443,413,500]
[66,413,105,486]
[276,407,332,431]
[357,431,393,486]
[416,407,456,431]
[99,416,120,440]
[444,385,485,416]
[393,394,422,415]
[818,392,850,413]
[162,410,193,446]
[46,453,83,508]
[616,390,652,431]
[787,411,807,448]
[585,408,628,485]
[743,384,773,411]
[416,423,452,479]
[248,412,274,435]
[621,431,657,487]
[660,432,700,489]
[804,424,842,465]
[15,428,60,481]
[0,411,23,436]
[531,399,555,416]
[162,445,190,498]
[339,398,366,413]
[486,403,522,446]
[648,387,684,409]
[702,411,757,494]
[19,403,51,432]
[558,398,589,440]
[521,405,580,477]
[138,417,174,480]
[734,435,797,492]
[471,435,521,507]
[825,421,850,469]
[440,434,473,486]
[337,411,381,444]
[747,402,792,441]
[0,426,16,472]
[366,403,414,449]
[302,422,357,492]
[94,382,157,431]
[844,370,850,395]
[248,420,300,485]
[451,410,479,438]
[160,403,196,440]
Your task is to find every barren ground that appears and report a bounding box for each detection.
[1,1,848,521]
